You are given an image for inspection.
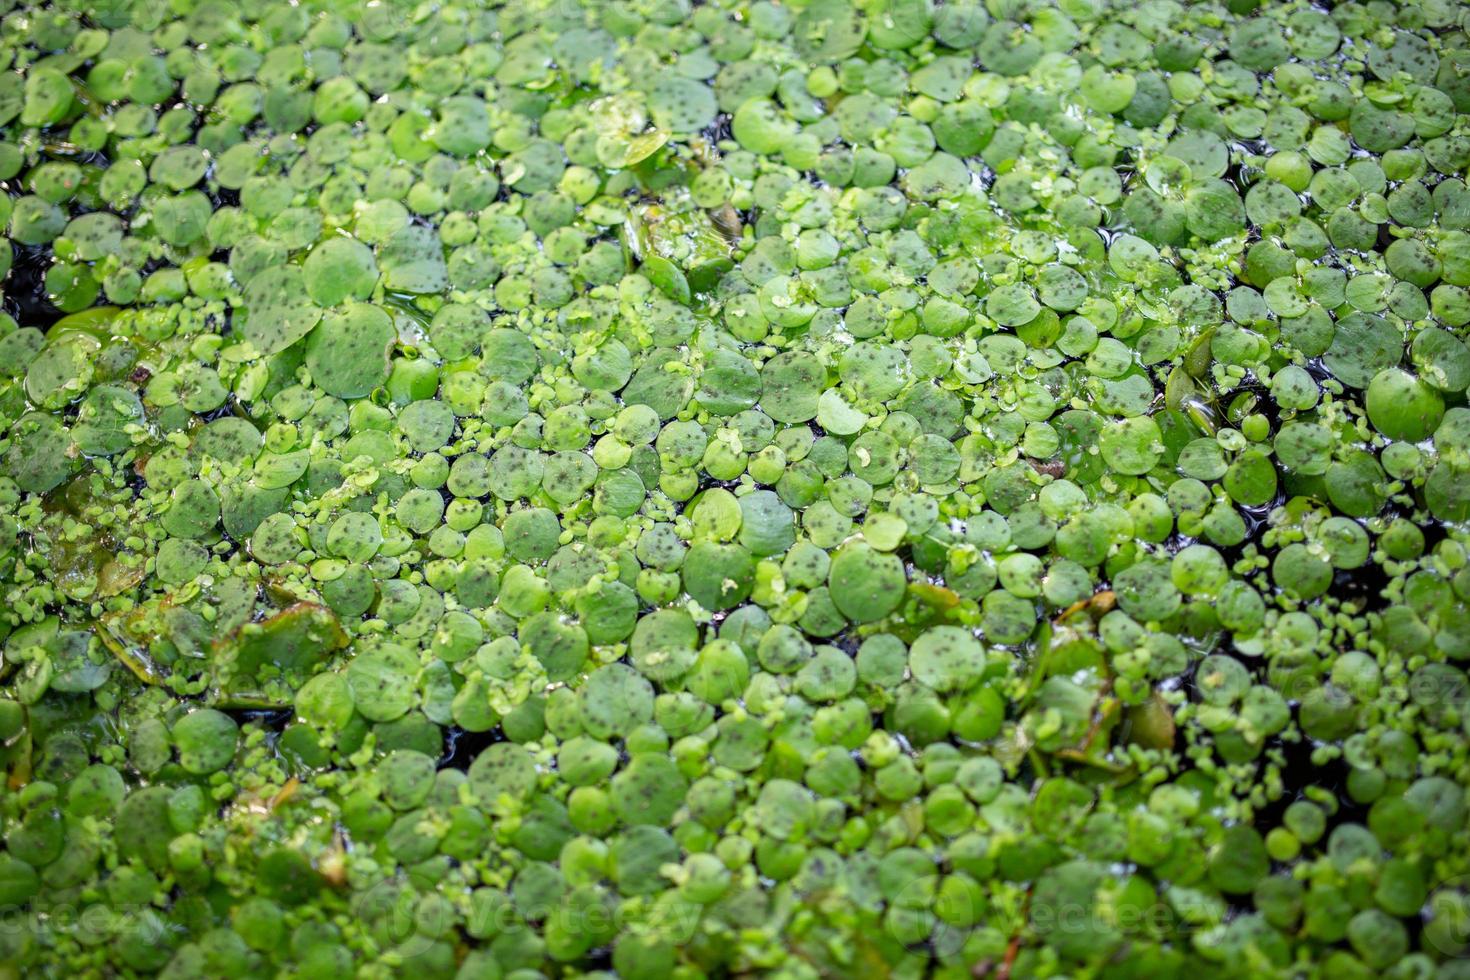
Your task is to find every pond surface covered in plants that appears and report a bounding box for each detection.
[0,0,1469,977]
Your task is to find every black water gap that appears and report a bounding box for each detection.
[438,725,506,771]
[6,242,65,330]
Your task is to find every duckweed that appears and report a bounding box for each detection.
[1,0,1470,977]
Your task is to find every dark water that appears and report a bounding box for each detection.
[222,706,294,732]
[5,242,65,330]
[438,724,505,771]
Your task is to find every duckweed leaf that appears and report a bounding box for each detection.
[305,303,396,398]
[379,225,447,294]
[303,236,379,306]
[240,266,323,355]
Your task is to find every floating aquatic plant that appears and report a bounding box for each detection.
[0,0,1468,977]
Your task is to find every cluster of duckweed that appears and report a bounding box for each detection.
[0,0,1469,976]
